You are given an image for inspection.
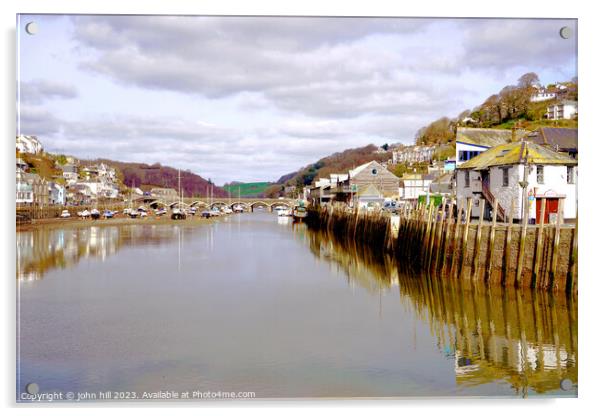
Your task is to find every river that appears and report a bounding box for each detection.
[16,212,577,399]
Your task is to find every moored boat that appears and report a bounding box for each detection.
[292,201,307,223]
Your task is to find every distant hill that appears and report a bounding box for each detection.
[266,144,392,197]
[88,159,229,198]
[223,182,271,198]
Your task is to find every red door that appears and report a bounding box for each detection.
[536,198,559,224]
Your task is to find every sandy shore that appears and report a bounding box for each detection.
[17,214,223,232]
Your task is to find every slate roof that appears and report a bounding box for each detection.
[458,141,578,170]
[456,127,528,147]
[527,127,578,153]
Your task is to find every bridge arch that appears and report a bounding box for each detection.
[168,201,190,209]
[230,202,249,210]
[148,200,168,209]
[270,201,292,209]
[190,200,209,208]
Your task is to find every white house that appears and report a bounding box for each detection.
[546,100,578,120]
[16,135,44,154]
[400,173,434,201]
[456,141,577,222]
[530,87,557,103]
[16,169,34,204]
[48,182,66,205]
[455,127,526,167]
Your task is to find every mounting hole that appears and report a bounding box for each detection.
[25,22,38,35]
[25,382,39,395]
[560,378,573,391]
[559,26,572,39]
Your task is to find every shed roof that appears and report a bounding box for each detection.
[456,127,527,147]
[458,141,577,170]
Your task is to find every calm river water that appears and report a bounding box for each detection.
[17,212,577,400]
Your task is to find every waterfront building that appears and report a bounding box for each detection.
[16,169,48,206]
[16,169,34,205]
[456,141,577,222]
[429,173,454,196]
[399,173,435,201]
[150,188,178,202]
[48,182,66,205]
[356,184,384,210]
[455,127,527,167]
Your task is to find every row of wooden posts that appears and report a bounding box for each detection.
[307,199,577,295]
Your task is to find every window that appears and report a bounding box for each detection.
[464,171,470,188]
[371,168,378,175]
[536,165,544,184]
[502,167,509,187]
[567,166,575,184]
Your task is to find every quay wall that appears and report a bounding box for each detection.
[306,205,577,295]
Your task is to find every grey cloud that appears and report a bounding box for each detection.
[20,79,78,104]
[18,106,62,136]
[459,19,577,71]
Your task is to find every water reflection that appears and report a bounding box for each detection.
[305,229,578,396]
[16,225,192,281]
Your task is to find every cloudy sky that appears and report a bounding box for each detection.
[17,15,577,185]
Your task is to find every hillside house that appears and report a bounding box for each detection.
[455,127,526,167]
[546,100,578,120]
[530,87,557,102]
[16,135,43,154]
[392,145,436,164]
[456,141,577,223]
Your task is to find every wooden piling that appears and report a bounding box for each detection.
[432,198,447,271]
[450,203,464,278]
[549,199,564,290]
[533,198,547,289]
[485,199,498,283]
[442,204,455,277]
[516,198,529,286]
[422,203,434,266]
[502,199,515,286]
[567,217,578,295]
[472,200,485,281]
[459,198,473,279]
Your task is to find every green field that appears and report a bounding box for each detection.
[223,182,271,197]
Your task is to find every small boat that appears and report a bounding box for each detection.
[103,210,114,219]
[275,206,289,217]
[155,208,167,216]
[222,207,233,214]
[90,208,101,220]
[233,205,244,213]
[60,209,71,218]
[171,207,186,220]
[292,202,307,223]
[201,210,212,218]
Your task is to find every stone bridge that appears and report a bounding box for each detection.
[143,197,295,212]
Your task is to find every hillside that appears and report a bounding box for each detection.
[415,72,578,146]
[88,159,229,198]
[266,144,391,197]
[223,182,271,198]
